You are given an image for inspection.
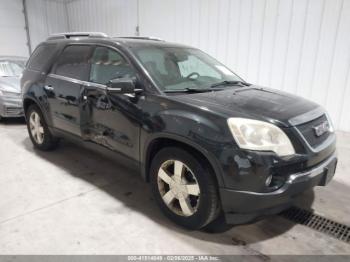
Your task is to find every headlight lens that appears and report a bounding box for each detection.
[325,112,334,133]
[227,118,295,156]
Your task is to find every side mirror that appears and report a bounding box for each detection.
[107,78,142,94]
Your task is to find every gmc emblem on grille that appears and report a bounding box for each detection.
[313,121,330,137]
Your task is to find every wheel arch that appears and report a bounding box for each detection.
[23,97,36,113]
[142,134,225,187]
[23,96,51,127]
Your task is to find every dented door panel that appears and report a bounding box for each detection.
[82,87,141,161]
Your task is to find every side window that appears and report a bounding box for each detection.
[89,47,135,85]
[28,44,56,72]
[53,45,93,81]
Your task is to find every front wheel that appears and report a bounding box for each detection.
[150,147,220,230]
[26,104,59,151]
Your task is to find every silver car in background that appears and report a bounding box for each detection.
[0,56,27,120]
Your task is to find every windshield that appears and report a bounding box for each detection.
[0,60,25,77]
[132,46,242,92]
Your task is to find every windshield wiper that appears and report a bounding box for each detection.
[210,80,250,88]
[164,87,223,93]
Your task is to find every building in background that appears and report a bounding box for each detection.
[1,0,349,131]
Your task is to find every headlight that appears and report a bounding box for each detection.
[227,118,295,156]
[325,112,334,133]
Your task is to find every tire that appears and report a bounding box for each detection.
[26,104,59,151]
[150,147,220,230]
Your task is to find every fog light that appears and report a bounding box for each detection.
[265,175,273,187]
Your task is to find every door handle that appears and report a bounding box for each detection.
[44,85,54,91]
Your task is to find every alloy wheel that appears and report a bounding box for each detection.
[29,111,44,144]
[157,160,201,217]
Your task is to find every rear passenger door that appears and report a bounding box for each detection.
[45,45,94,136]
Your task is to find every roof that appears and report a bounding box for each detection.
[111,37,192,49]
[45,32,192,49]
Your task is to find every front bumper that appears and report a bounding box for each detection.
[220,152,337,224]
[0,97,24,118]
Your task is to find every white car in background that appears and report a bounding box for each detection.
[0,56,27,120]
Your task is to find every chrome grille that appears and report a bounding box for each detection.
[5,107,23,116]
[296,114,330,148]
[2,91,21,97]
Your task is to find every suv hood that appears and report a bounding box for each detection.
[0,76,21,93]
[171,86,320,127]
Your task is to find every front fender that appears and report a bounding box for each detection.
[140,109,234,187]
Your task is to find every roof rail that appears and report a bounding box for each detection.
[116,36,164,41]
[47,32,108,41]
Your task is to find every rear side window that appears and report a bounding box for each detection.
[53,45,93,81]
[27,44,56,72]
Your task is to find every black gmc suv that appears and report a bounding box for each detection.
[21,32,337,231]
